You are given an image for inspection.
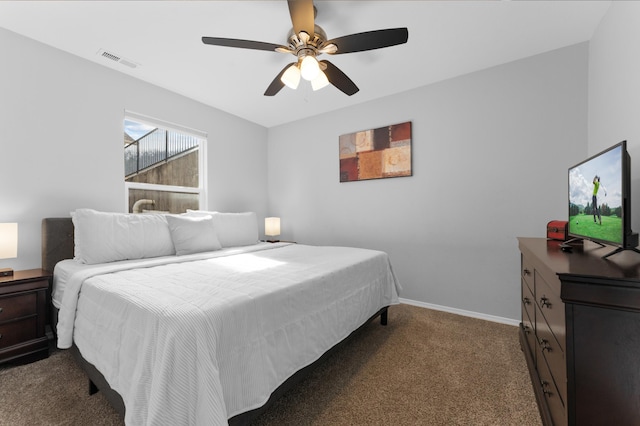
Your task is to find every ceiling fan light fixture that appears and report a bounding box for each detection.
[311,70,329,91]
[202,1,408,98]
[300,55,320,81]
[281,64,301,89]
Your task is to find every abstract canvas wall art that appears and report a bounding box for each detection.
[339,121,412,182]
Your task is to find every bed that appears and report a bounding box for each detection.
[42,209,400,425]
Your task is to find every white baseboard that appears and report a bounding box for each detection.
[398,297,520,327]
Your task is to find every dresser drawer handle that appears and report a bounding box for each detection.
[523,325,531,335]
[522,297,531,305]
[523,268,531,276]
[539,338,552,352]
[541,380,553,397]
[540,297,552,309]
[0,307,3,314]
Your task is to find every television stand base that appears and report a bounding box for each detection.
[603,246,640,259]
[560,238,604,252]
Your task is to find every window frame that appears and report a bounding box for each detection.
[124,111,207,213]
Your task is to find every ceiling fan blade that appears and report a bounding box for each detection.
[325,28,409,54]
[287,0,315,36]
[264,63,296,96]
[202,37,285,52]
[320,60,359,96]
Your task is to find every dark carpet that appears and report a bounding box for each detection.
[0,304,541,425]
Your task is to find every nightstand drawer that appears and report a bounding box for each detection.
[0,292,37,322]
[0,317,37,349]
[0,269,50,365]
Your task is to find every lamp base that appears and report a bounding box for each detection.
[0,268,14,277]
[266,239,280,243]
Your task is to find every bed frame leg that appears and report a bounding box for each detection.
[380,308,388,326]
[89,379,99,395]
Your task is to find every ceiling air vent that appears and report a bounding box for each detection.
[97,49,138,69]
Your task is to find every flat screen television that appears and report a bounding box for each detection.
[568,140,639,258]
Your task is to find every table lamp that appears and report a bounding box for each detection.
[0,223,18,277]
[265,217,281,243]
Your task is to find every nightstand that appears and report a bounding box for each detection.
[0,269,51,365]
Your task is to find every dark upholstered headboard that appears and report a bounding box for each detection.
[42,218,74,272]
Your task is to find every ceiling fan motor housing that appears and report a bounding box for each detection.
[285,25,332,60]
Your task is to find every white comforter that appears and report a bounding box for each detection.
[55,243,400,425]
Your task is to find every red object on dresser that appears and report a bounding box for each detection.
[546,220,568,241]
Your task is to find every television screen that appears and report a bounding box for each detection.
[568,142,625,246]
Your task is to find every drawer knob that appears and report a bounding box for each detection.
[541,380,553,397]
[540,297,552,309]
[523,268,531,276]
[523,325,531,335]
[522,297,531,305]
[539,338,551,352]
[0,307,3,314]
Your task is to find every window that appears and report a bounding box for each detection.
[124,112,206,214]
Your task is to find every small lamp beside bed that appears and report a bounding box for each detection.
[265,217,280,243]
[0,222,18,277]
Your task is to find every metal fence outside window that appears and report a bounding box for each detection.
[125,128,200,177]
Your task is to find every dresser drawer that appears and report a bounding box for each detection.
[522,279,535,324]
[536,311,566,406]
[522,279,536,357]
[521,255,534,294]
[0,317,37,349]
[0,292,37,323]
[537,343,566,426]
[535,271,565,352]
[521,303,536,362]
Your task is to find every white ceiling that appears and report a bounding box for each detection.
[0,1,610,128]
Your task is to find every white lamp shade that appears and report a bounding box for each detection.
[311,71,330,91]
[265,217,281,237]
[0,223,18,259]
[281,64,301,89]
[300,56,320,81]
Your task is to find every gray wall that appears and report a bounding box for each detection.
[588,1,640,237]
[0,27,269,271]
[267,43,589,323]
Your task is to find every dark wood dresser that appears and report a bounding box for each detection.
[519,237,640,425]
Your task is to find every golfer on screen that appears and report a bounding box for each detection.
[593,175,607,225]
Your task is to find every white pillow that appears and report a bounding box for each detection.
[72,209,175,264]
[165,215,222,255]
[186,210,259,247]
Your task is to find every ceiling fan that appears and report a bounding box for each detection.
[202,0,408,96]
